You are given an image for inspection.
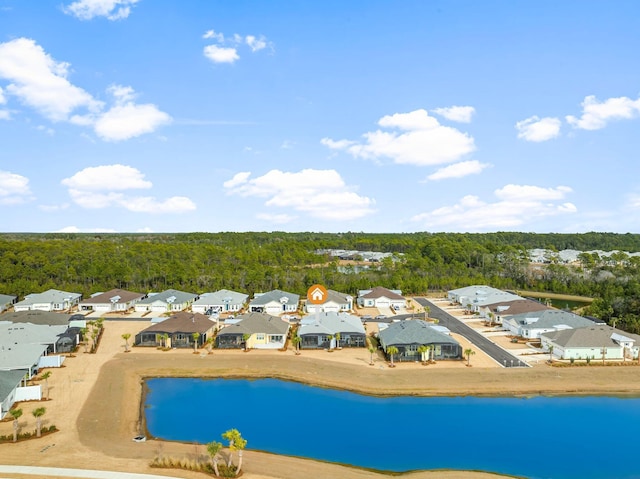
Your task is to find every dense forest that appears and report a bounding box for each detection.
[1,231,640,332]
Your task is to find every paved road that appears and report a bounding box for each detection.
[0,465,184,479]
[415,298,528,368]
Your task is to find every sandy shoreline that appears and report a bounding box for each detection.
[3,321,640,479]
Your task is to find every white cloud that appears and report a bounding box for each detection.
[0,110,9,120]
[427,160,491,181]
[411,184,576,231]
[56,226,117,233]
[39,203,70,212]
[0,38,102,121]
[94,101,171,141]
[432,106,475,123]
[566,95,640,130]
[321,109,475,166]
[224,169,375,221]
[280,140,295,149]
[0,86,5,104]
[0,39,170,141]
[515,116,561,142]
[63,0,139,20]
[62,164,196,214]
[36,125,55,136]
[256,213,296,224]
[62,164,152,190]
[137,227,154,233]
[203,45,240,64]
[202,29,272,65]
[627,193,640,210]
[0,170,33,204]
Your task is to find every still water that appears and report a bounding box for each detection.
[144,377,640,479]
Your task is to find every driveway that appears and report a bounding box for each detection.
[415,298,529,368]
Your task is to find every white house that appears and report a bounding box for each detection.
[134,289,198,313]
[79,289,146,312]
[357,286,405,310]
[305,289,353,314]
[541,325,640,361]
[0,294,17,313]
[192,289,248,314]
[0,370,29,419]
[503,310,595,339]
[14,289,82,312]
[248,289,300,316]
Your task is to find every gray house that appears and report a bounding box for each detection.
[14,289,82,312]
[135,312,215,348]
[192,289,248,314]
[216,312,290,350]
[0,370,28,419]
[504,310,595,339]
[0,294,17,313]
[249,290,300,316]
[378,319,462,362]
[298,312,366,349]
[134,289,198,313]
[304,289,353,314]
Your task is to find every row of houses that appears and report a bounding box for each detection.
[1,286,409,317]
[447,285,640,361]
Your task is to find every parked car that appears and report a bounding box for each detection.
[375,314,387,320]
[361,314,373,322]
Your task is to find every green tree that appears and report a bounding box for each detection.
[368,346,375,365]
[40,371,52,400]
[242,333,250,351]
[327,334,334,351]
[205,337,214,353]
[464,348,476,367]
[10,408,22,443]
[291,335,301,355]
[121,333,131,352]
[192,332,200,352]
[417,345,429,365]
[335,332,341,349]
[548,345,554,363]
[32,407,46,437]
[206,440,223,476]
[222,428,247,475]
[387,346,399,367]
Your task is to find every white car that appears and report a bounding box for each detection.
[132,435,146,443]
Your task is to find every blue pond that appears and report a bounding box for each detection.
[144,378,640,479]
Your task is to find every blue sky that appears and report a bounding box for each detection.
[1,0,640,234]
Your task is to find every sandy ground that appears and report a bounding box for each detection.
[3,319,640,479]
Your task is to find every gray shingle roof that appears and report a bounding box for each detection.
[0,294,16,305]
[541,325,640,348]
[298,312,365,336]
[15,289,81,307]
[0,369,27,402]
[379,320,460,348]
[137,289,197,306]
[250,289,299,306]
[0,310,72,326]
[0,323,68,348]
[192,289,248,306]
[217,312,290,336]
[508,310,594,331]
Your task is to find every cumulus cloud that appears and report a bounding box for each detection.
[56,226,117,233]
[63,0,139,20]
[0,170,33,205]
[516,116,561,142]
[0,86,5,104]
[0,38,170,141]
[427,160,491,181]
[203,45,240,64]
[411,184,576,231]
[321,109,475,167]
[566,95,640,130]
[62,164,195,213]
[432,106,475,123]
[202,28,272,65]
[224,169,375,221]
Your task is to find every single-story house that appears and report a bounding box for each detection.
[192,289,248,315]
[0,323,71,355]
[305,289,353,314]
[0,343,50,379]
[134,312,215,348]
[0,294,17,313]
[0,310,72,327]
[357,286,405,309]
[478,299,551,323]
[541,325,640,360]
[248,289,300,316]
[503,310,596,339]
[134,289,198,313]
[378,319,462,362]
[0,369,29,419]
[447,285,523,311]
[298,312,365,349]
[215,312,290,350]
[14,289,82,312]
[79,289,146,312]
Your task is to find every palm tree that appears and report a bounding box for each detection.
[335,332,341,349]
[424,305,431,319]
[242,333,250,351]
[387,346,399,367]
[548,345,554,363]
[121,333,131,352]
[81,327,89,352]
[192,332,200,352]
[291,335,301,355]
[417,345,429,365]
[368,346,375,365]
[40,371,52,400]
[206,440,223,476]
[464,348,476,367]
[161,333,169,348]
[205,337,214,353]
[222,428,247,475]
[10,408,22,442]
[327,334,334,351]
[32,407,46,437]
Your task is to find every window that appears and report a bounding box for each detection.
[269,335,283,343]
[256,334,265,341]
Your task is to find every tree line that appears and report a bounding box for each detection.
[1,231,639,332]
